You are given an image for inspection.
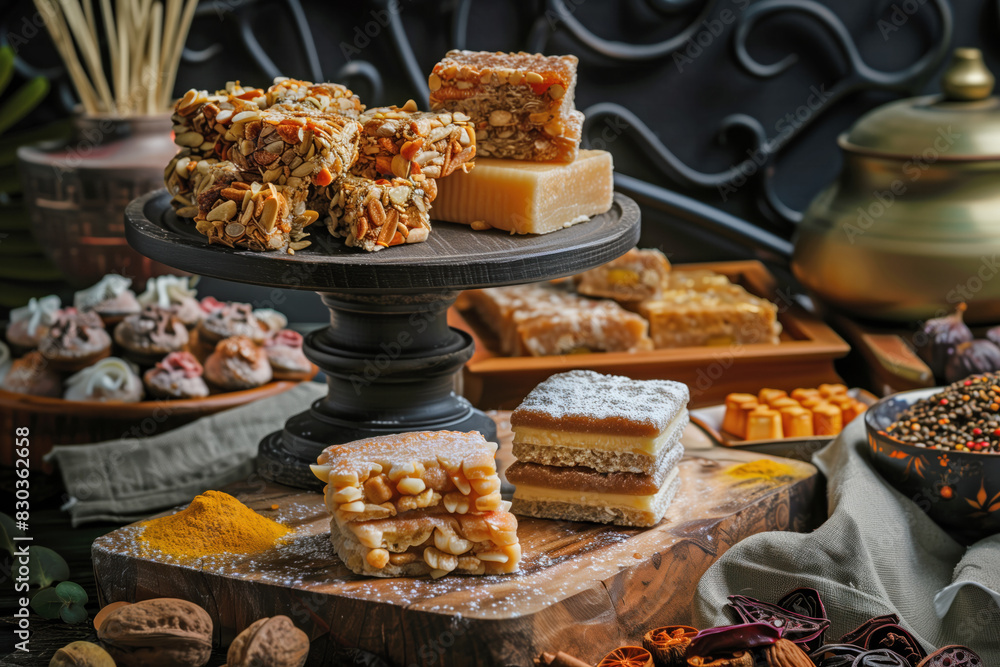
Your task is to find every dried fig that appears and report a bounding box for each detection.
[49,641,115,667]
[944,339,1000,384]
[98,597,212,667]
[916,303,973,378]
[226,615,309,667]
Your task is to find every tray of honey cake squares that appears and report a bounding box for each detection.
[450,257,851,410]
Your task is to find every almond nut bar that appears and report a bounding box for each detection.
[312,431,503,523]
[325,175,433,252]
[191,162,318,252]
[429,50,582,162]
[353,100,477,180]
[265,77,364,117]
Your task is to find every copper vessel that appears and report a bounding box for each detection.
[792,48,1000,324]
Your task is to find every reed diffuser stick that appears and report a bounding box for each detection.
[35,0,198,115]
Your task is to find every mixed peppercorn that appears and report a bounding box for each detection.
[887,373,1000,453]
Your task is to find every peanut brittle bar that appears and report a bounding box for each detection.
[462,282,652,356]
[330,507,520,577]
[352,101,476,180]
[325,175,433,252]
[312,431,503,523]
[429,50,582,162]
[575,248,672,302]
[191,162,319,252]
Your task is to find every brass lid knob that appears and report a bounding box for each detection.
[941,48,994,101]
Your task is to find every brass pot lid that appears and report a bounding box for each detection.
[840,48,1000,160]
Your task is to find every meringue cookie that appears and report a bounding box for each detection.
[7,295,61,350]
[64,357,144,402]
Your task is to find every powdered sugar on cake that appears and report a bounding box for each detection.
[511,370,689,435]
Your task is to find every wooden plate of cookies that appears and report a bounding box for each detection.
[689,385,879,461]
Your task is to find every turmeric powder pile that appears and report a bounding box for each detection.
[136,490,289,559]
[727,459,796,480]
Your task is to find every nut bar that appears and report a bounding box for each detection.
[353,100,477,180]
[638,278,782,348]
[461,282,652,356]
[171,83,265,160]
[326,175,433,252]
[575,248,672,302]
[191,162,318,252]
[429,50,582,162]
[220,106,360,189]
[164,152,218,216]
[312,431,503,523]
[265,77,364,117]
[330,506,521,577]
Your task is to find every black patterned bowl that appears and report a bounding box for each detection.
[865,388,1000,545]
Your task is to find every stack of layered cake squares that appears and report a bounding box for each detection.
[506,370,689,528]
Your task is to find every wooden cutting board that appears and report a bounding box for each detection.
[92,421,819,667]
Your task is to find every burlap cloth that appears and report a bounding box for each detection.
[47,383,327,526]
[693,417,1000,659]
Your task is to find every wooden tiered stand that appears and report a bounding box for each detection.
[123,189,641,488]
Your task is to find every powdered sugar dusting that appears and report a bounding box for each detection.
[512,370,689,431]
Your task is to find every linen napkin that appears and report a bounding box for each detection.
[692,417,1000,659]
[47,382,327,526]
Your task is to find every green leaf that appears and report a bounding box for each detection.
[30,587,64,620]
[0,512,24,555]
[55,581,88,606]
[30,582,90,624]
[60,603,89,624]
[28,546,70,588]
[0,76,49,136]
[0,47,13,98]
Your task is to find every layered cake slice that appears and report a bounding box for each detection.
[509,370,689,527]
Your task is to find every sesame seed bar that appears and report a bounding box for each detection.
[352,101,477,180]
[312,431,503,523]
[462,282,653,356]
[330,507,521,577]
[429,50,582,163]
[325,175,433,252]
[191,162,318,252]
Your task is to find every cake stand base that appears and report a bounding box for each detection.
[257,291,496,489]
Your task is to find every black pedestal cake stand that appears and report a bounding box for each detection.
[125,190,641,488]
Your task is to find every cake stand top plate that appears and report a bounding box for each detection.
[124,189,640,293]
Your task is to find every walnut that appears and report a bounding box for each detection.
[765,639,815,667]
[97,598,213,667]
[226,615,309,667]
[50,641,116,666]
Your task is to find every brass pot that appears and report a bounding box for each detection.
[792,48,1000,324]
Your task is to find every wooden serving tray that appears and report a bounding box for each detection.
[451,260,851,410]
[92,424,819,667]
